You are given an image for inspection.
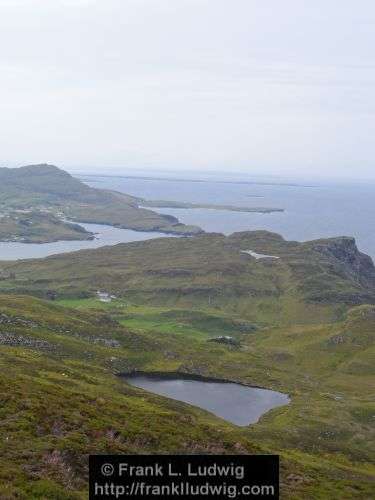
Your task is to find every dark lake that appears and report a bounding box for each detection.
[124,374,290,426]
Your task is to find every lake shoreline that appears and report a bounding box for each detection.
[121,369,290,394]
[122,371,291,426]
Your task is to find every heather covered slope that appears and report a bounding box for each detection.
[2,230,375,324]
[0,294,373,498]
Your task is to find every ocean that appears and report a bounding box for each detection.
[80,173,375,260]
[1,171,374,261]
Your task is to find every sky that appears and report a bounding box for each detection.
[0,0,374,179]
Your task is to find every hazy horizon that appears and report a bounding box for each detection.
[69,166,375,185]
[4,163,375,185]
[1,1,374,179]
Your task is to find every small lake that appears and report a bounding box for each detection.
[0,223,172,261]
[124,374,290,426]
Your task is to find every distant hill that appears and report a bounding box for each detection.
[0,164,94,200]
[0,164,203,235]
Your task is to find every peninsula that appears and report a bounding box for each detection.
[0,165,284,243]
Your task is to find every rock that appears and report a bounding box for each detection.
[92,337,121,348]
[208,336,240,346]
[311,237,375,287]
[0,332,51,349]
[0,313,39,328]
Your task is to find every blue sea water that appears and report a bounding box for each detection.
[80,173,375,260]
[1,172,374,261]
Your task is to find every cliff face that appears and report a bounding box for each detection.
[309,237,375,288]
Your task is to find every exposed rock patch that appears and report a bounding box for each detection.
[0,332,51,349]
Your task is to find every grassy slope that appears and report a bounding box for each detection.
[0,295,373,498]
[1,231,374,322]
[0,296,260,498]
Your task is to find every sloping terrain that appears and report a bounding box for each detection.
[0,296,258,498]
[0,294,373,498]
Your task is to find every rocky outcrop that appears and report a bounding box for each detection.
[0,313,39,328]
[208,336,240,346]
[0,332,51,349]
[309,237,375,288]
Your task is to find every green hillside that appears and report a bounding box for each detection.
[2,230,374,323]
[0,294,373,498]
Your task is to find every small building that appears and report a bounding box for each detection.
[97,291,112,303]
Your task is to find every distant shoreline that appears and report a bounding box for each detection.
[140,201,284,214]
[77,173,316,189]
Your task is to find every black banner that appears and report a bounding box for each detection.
[89,454,279,499]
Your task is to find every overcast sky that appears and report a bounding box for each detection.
[0,0,374,179]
